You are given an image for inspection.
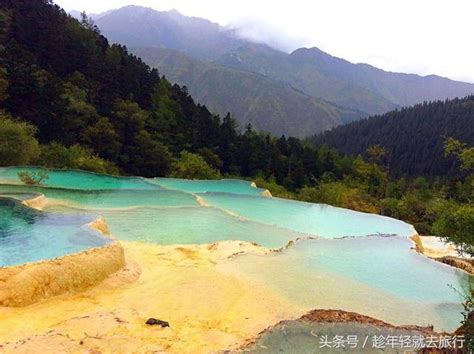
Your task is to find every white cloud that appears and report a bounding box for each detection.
[55,0,474,82]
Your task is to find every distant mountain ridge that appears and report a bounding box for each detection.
[85,5,246,60]
[216,44,399,115]
[76,6,474,137]
[287,47,474,107]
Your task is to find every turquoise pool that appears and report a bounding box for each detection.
[0,167,158,190]
[0,196,111,267]
[292,237,468,302]
[0,184,198,209]
[151,177,267,196]
[199,192,416,238]
[44,205,309,248]
[222,237,468,331]
[0,167,470,332]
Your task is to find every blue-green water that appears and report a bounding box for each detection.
[225,237,468,331]
[290,237,469,302]
[151,177,266,196]
[0,184,198,209]
[0,167,157,190]
[45,205,309,248]
[0,197,111,267]
[199,193,416,238]
[0,167,470,332]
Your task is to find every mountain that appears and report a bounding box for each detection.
[93,5,245,60]
[89,5,474,137]
[286,47,474,109]
[133,47,364,137]
[91,6,369,136]
[69,9,115,21]
[314,96,474,177]
[216,44,399,115]
[217,44,474,114]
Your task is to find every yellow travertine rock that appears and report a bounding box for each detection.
[412,235,461,258]
[260,189,273,197]
[88,217,111,235]
[21,194,47,210]
[0,242,125,307]
[0,240,301,353]
[0,217,125,307]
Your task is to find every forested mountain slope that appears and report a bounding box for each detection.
[216,44,398,115]
[220,45,474,111]
[0,0,231,177]
[314,96,474,177]
[133,47,364,137]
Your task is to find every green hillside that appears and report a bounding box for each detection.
[314,96,474,177]
[133,47,364,137]
[217,44,398,115]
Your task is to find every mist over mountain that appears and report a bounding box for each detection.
[77,5,474,137]
[90,5,246,60]
[69,9,114,21]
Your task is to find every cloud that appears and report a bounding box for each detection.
[226,18,310,52]
[54,0,474,83]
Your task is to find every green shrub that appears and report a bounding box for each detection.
[253,177,296,200]
[171,151,221,180]
[38,143,119,175]
[298,182,380,214]
[433,205,474,257]
[0,112,40,166]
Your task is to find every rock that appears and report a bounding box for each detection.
[439,256,474,274]
[145,318,170,327]
[260,189,273,197]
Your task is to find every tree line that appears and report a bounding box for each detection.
[314,96,474,178]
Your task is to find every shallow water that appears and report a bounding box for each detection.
[0,167,157,190]
[0,197,111,267]
[199,193,416,238]
[43,205,307,248]
[221,237,469,332]
[0,167,470,332]
[0,184,198,209]
[292,237,468,302]
[150,177,266,196]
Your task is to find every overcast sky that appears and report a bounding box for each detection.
[55,0,474,83]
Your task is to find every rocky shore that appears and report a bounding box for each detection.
[236,309,461,354]
[411,235,474,274]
